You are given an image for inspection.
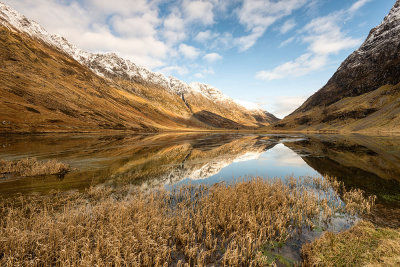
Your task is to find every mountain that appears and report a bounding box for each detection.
[0,2,278,133]
[274,0,400,133]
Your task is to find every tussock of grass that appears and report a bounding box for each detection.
[301,221,400,266]
[0,157,69,177]
[0,176,374,266]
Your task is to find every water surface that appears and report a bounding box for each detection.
[1,133,400,227]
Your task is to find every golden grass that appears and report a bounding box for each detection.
[0,157,69,177]
[0,176,374,266]
[302,221,400,266]
[274,83,400,133]
[0,25,273,133]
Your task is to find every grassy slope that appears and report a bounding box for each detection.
[0,26,276,133]
[270,83,400,133]
[302,221,400,266]
[0,26,195,133]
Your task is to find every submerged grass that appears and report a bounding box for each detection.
[302,221,400,266]
[0,157,70,177]
[0,176,374,266]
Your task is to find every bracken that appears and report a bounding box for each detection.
[0,176,374,266]
[0,157,70,177]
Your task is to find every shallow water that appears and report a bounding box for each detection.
[0,133,399,227]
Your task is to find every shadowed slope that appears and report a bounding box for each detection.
[0,2,279,133]
[273,1,400,133]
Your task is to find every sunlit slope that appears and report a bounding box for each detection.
[274,83,400,132]
[0,24,277,133]
[0,26,207,133]
[0,0,280,133]
[272,1,400,133]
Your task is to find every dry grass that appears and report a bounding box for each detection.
[0,176,374,266]
[0,25,273,133]
[0,157,69,177]
[274,83,400,133]
[302,221,400,266]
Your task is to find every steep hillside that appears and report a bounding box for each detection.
[274,0,400,133]
[0,2,278,133]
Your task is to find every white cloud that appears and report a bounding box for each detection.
[270,96,308,118]
[195,30,219,43]
[303,13,361,55]
[182,0,214,26]
[162,9,186,45]
[348,0,372,13]
[179,44,201,59]
[279,36,295,47]
[193,67,215,79]
[234,99,260,110]
[111,15,159,38]
[158,65,189,76]
[256,53,327,80]
[280,19,296,34]
[234,26,265,52]
[85,0,156,16]
[257,0,367,80]
[202,31,235,50]
[3,0,169,68]
[235,0,308,51]
[194,73,204,78]
[203,53,222,63]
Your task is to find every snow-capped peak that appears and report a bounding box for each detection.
[0,2,266,112]
[189,82,231,103]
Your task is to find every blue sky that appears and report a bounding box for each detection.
[4,0,396,117]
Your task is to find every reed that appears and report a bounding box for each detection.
[0,157,69,177]
[0,176,374,266]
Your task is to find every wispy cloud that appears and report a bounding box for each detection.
[279,36,295,47]
[203,53,222,63]
[270,96,308,118]
[182,0,214,26]
[158,65,189,76]
[348,0,372,13]
[235,0,308,51]
[194,30,219,43]
[179,43,201,59]
[193,67,215,79]
[256,53,327,80]
[280,19,296,34]
[256,0,370,80]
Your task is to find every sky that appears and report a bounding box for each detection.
[3,0,396,118]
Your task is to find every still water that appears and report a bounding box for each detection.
[1,133,400,226]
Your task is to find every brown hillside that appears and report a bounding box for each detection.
[272,1,400,133]
[0,25,276,133]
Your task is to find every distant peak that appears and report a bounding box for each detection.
[0,1,274,118]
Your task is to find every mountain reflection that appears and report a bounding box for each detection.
[284,134,400,227]
[1,133,400,227]
[0,134,280,194]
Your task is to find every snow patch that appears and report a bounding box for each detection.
[0,2,271,113]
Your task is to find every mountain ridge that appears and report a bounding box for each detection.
[274,0,400,133]
[0,2,278,133]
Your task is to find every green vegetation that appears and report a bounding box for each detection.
[0,176,374,266]
[0,157,69,177]
[302,221,400,266]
